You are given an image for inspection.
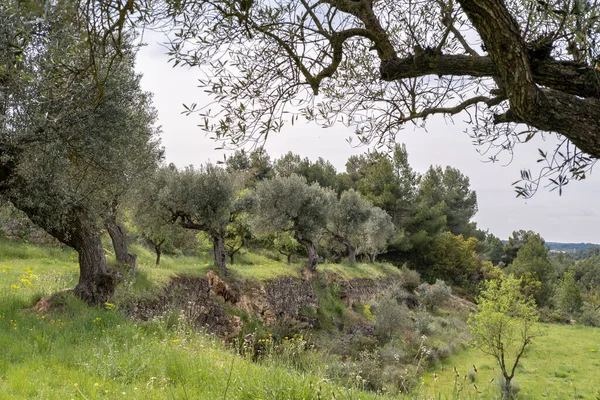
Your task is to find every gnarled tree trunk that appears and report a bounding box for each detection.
[12,201,120,306]
[301,239,319,272]
[105,211,137,275]
[344,240,357,264]
[152,239,165,266]
[72,226,121,305]
[212,233,228,275]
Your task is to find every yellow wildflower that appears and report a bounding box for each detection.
[11,284,20,289]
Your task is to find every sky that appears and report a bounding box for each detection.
[134,33,600,244]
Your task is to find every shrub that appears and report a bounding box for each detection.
[497,376,520,399]
[417,279,452,311]
[373,294,413,340]
[580,303,600,327]
[413,311,434,335]
[398,265,421,292]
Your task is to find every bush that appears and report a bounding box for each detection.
[373,294,413,340]
[398,265,421,292]
[580,303,600,327]
[497,376,520,399]
[417,279,452,311]
[413,311,434,335]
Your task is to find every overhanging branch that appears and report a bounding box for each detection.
[380,54,600,99]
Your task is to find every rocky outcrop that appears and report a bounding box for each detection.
[126,271,393,338]
[237,277,319,326]
[337,277,395,307]
[126,275,240,338]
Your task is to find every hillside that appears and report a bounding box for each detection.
[546,242,600,253]
[0,238,408,399]
[2,238,600,399]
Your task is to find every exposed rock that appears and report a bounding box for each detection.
[206,270,239,303]
[338,277,395,307]
[126,275,238,339]
[125,272,394,339]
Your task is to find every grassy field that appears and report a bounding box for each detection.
[2,237,599,399]
[0,238,398,400]
[420,323,600,399]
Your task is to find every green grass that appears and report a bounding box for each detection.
[0,237,401,400]
[420,323,600,399]
[3,237,600,400]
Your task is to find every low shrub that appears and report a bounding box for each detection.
[373,294,412,341]
[398,265,421,292]
[417,279,452,311]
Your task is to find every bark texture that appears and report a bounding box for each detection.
[72,227,121,305]
[11,201,120,305]
[212,234,228,275]
[345,241,357,264]
[302,240,319,272]
[105,213,137,275]
[454,0,600,157]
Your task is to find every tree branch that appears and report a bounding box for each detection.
[380,54,600,99]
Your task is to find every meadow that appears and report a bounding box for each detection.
[419,323,600,400]
[1,238,599,399]
[0,239,398,400]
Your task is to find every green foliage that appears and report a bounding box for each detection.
[251,174,335,269]
[507,233,556,307]
[417,166,477,236]
[572,255,600,291]
[417,280,452,311]
[556,270,583,316]
[373,294,413,340]
[424,323,600,399]
[469,276,540,399]
[422,232,480,286]
[356,206,395,262]
[226,148,273,185]
[160,164,243,235]
[397,265,421,292]
[327,189,372,261]
[274,152,338,190]
[344,144,419,225]
[251,174,334,241]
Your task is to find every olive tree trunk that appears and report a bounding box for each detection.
[212,234,228,275]
[14,202,120,306]
[301,240,319,272]
[105,213,137,275]
[502,376,513,400]
[72,226,121,305]
[153,239,165,266]
[344,240,357,264]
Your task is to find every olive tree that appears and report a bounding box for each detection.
[469,276,541,399]
[123,0,600,197]
[357,206,395,262]
[0,2,161,305]
[327,189,372,263]
[132,175,193,266]
[250,174,335,271]
[159,164,243,275]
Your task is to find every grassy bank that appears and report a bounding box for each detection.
[2,238,599,399]
[0,238,397,400]
[421,323,600,399]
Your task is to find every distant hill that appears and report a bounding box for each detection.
[545,242,600,252]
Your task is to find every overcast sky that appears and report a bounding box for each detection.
[134,34,600,244]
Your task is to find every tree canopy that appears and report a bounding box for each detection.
[250,174,335,271]
[120,0,600,196]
